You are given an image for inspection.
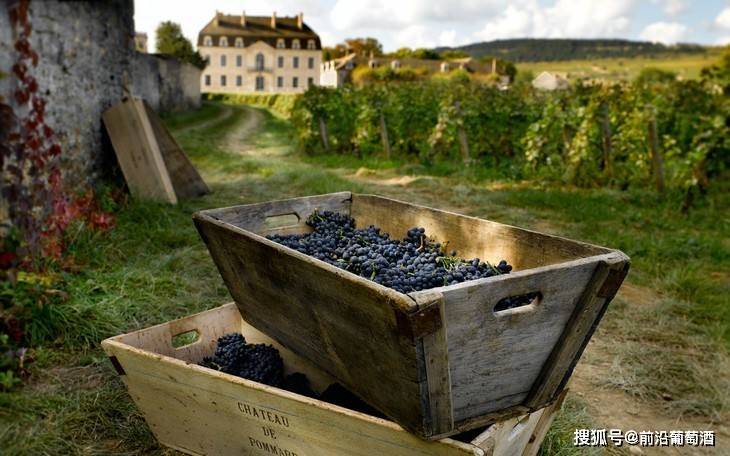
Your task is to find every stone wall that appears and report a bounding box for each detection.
[1,0,135,189]
[131,53,202,113]
[0,0,201,191]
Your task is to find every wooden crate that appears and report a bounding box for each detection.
[101,303,565,456]
[193,192,629,439]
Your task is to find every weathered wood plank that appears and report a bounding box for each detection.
[207,192,352,234]
[102,97,177,203]
[435,255,614,422]
[522,390,567,456]
[414,292,454,437]
[525,258,630,408]
[143,101,209,199]
[350,194,609,270]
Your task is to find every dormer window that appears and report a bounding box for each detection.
[235,37,243,48]
[292,39,300,50]
[307,40,316,50]
[203,36,213,46]
[219,36,228,47]
[276,39,285,49]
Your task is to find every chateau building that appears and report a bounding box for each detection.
[198,12,321,93]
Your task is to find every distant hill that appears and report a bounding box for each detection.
[434,38,706,62]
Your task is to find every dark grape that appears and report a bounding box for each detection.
[267,210,515,294]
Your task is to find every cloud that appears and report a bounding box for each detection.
[473,0,634,41]
[395,25,436,49]
[639,21,688,44]
[438,30,462,47]
[651,0,686,16]
[715,7,730,30]
[717,36,730,45]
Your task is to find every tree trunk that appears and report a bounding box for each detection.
[647,106,664,193]
[318,117,330,152]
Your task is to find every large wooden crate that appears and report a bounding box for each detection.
[193,192,629,439]
[101,303,565,456]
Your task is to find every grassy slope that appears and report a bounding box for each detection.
[0,102,727,454]
[516,49,723,81]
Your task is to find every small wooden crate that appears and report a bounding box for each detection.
[193,192,629,439]
[101,303,565,456]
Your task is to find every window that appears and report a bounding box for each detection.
[308,57,314,69]
[276,39,285,49]
[307,40,316,50]
[308,77,313,87]
[293,56,299,69]
[219,36,228,47]
[203,36,212,46]
[220,75,226,86]
[235,37,243,48]
[277,76,283,88]
[204,75,211,86]
[236,55,242,67]
[220,54,226,66]
[256,76,264,91]
[292,39,300,49]
[236,75,242,86]
[277,56,284,68]
[255,53,264,71]
[292,77,298,88]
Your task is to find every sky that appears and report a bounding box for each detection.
[134,0,730,52]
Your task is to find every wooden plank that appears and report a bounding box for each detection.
[434,255,615,422]
[522,390,567,456]
[350,194,609,271]
[414,292,454,437]
[524,257,629,408]
[102,97,177,203]
[102,304,484,456]
[143,101,209,199]
[206,192,352,234]
[193,213,426,434]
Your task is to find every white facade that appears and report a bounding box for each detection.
[200,41,320,94]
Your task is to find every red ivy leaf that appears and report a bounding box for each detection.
[43,125,54,138]
[32,96,45,115]
[11,62,27,79]
[25,76,38,93]
[14,88,29,104]
[49,144,61,157]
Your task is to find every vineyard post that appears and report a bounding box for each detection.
[647,104,665,193]
[453,100,470,163]
[600,101,612,177]
[318,117,330,152]
[377,102,391,160]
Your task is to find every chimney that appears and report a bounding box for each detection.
[297,12,303,29]
[241,11,246,27]
[491,58,497,74]
[271,12,277,29]
[213,10,220,27]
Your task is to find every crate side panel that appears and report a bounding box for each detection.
[350,194,606,270]
[204,191,352,234]
[111,350,478,456]
[441,259,600,422]
[194,218,426,433]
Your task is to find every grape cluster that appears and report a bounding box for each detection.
[200,333,284,386]
[267,211,514,294]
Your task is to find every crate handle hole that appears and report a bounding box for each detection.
[264,213,300,230]
[172,329,200,349]
[494,292,542,315]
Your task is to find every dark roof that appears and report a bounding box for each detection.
[198,14,320,49]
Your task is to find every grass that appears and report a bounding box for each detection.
[1,102,727,454]
[516,49,724,81]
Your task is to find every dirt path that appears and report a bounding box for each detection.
[210,106,728,453]
[172,103,235,135]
